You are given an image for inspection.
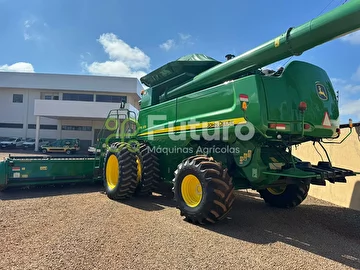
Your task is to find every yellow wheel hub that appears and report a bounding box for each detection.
[106,155,119,190]
[181,174,203,207]
[267,185,286,195]
[136,157,142,183]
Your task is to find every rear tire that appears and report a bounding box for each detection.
[172,155,235,224]
[103,142,138,200]
[134,143,161,196]
[258,182,310,208]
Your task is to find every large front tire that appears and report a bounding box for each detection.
[258,182,310,208]
[172,155,235,224]
[103,142,138,200]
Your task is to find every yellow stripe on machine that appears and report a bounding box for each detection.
[138,117,246,136]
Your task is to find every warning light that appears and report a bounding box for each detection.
[241,101,247,111]
[268,123,286,130]
[268,123,276,129]
[304,123,311,130]
[298,101,307,112]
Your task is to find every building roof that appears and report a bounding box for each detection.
[0,71,143,97]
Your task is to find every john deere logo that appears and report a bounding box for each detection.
[316,83,328,100]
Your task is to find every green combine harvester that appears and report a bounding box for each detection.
[1,0,360,224]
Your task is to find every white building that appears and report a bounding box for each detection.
[0,71,142,150]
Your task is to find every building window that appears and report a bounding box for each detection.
[0,123,23,129]
[61,125,92,131]
[96,95,127,103]
[41,92,59,100]
[44,95,59,100]
[28,124,58,130]
[63,93,94,102]
[13,94,23,103]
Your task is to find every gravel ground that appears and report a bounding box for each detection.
[0,152,360,269]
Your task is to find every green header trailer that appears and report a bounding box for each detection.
[1,0,360,226]
[0,107,137,191]
[0,156,96,190]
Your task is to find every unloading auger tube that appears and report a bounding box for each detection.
[162,0,360,101]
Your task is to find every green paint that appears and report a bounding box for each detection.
[132,0,360,190]
[1,156,96,189]
[0,1,359,191]
[0,160,7,188]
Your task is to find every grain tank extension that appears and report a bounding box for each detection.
[98,0,360,225]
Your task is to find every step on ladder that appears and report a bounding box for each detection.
[92,141,104,180]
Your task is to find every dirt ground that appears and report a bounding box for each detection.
[0,151,360,269]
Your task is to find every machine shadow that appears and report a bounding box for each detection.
[116,183,177,211]
[0,181,105,201]
[200,191,360,269]
[121,188,360,268]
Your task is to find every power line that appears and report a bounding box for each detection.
[317,0,338,16]
[280,0,344,67]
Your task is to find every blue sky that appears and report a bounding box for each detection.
[0,0,359,123]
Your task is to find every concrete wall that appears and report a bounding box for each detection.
[34,99,138,119]
[0,87,139,141]
[293,128,360,211]
[0,71,140,95]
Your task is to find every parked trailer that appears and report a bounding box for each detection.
[0,155,98,190]
[0,106,136,191]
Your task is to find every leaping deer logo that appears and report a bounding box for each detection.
[316,83,328,100]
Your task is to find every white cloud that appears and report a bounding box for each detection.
[351,66,360,81]
[330,77,347,85]
[0,62,35,73]
[340,30,360,45]
[332,76,360,122]
[339,99,360,120]
[80,52,92,60]
[83,33,150,79]
[339,83,360,93]
[84,61,147,79]
[23,17,48,41]
[179,33,191,41]
[179,33,194,45]
[159,33,194,52]
[24,19,38,40]
[160,39,175,51]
